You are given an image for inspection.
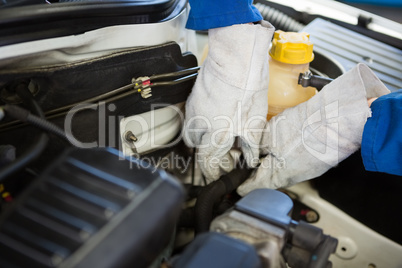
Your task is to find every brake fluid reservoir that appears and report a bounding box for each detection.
[267,31,316,120]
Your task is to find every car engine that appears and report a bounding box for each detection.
[0,0,401,267]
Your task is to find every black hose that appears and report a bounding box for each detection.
[215,197,236,215]
[3,104,70,141]
[0,83,48,183]
[298,73,333,91]
[184,184,204,200]
[255,2,305,32]
[194,162,253,234]
[307,75,333,91]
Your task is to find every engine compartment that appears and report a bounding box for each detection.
[0,0,401,267]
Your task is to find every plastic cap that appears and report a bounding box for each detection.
[269,31,314,64]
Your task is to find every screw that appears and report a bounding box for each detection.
[306,210,319,223]
[125,131,137,142]
[362,56,373,64]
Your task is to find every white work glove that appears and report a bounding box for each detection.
[183,21,275,181]
[237,63,390,195]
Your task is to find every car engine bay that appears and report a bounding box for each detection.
[0,0,401,267]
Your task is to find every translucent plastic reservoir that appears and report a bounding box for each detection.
[267,31,316,120]
[267,58,317,120]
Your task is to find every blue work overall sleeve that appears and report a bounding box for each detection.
[186,0,262,30]
[362,90,402,176]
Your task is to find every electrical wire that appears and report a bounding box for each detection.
[46,66,200,116]
[0,67,200,132]
[150,72,198,88]
[45,82,136,116]
[149,66,200,80]
[3,105,72,142]
[47,72,199,119]
[0,83,49,183]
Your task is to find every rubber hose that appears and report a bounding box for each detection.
[184,184,204,200]
[255,2,305,32]
[0,84,48,183]
[194,180,226,234]
[308,75,333,91]
[7,81,73,143]
[4,104,72,142]
[194,164,253,234]
[215,197,235,215]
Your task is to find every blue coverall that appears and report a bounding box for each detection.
[186,0,402,176]
[362,90,402,176]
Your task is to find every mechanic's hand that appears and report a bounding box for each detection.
[183,21,275,181]
[367,97,378,107]
[237,63,390,195]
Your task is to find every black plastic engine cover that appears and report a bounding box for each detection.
[0,42,197,115]
[0,147,185,268]
[0,42,197,170]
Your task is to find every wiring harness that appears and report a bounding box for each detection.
[0,66,200,131]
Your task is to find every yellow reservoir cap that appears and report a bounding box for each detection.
[269,31,314,64]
